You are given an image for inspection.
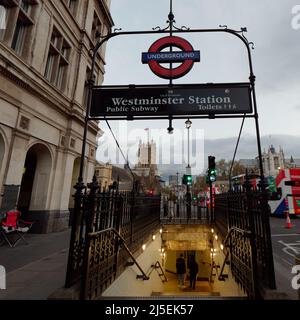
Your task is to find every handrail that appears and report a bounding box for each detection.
[218,226,251,281]
[210,260,218,283]
[148,261,168,282]
[88,228,149,280]
[223,226,251,246]
[218,251,230,281]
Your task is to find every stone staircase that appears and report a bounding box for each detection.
[151,272,221,298]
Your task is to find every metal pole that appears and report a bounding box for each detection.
[251,75,265,185]
[78,49,99,183]
[176,172,179,217]
[169,0,174,85]
[188,127,190,168]
[247,51,276,290]
[210,181,213,223]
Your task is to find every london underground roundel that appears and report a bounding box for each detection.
[142,36,200,80]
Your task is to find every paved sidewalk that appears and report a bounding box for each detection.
[0,229,70,300]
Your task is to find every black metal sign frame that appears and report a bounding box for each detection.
[65,1,276,296]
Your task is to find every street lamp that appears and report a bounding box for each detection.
[176,171,180,217]
[167,116,174,134]
[185,119,192,170]
[185,119,192,219]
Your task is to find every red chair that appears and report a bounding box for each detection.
[0,210,34,247]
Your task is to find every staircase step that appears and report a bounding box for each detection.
[151,291,221,297]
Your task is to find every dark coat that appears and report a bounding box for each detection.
[189,261,199,277]
[176,257,186,274]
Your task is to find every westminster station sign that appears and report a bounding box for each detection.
[90,83,252,119]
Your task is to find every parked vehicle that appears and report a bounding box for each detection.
[231,169,300,216]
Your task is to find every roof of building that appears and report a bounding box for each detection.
[286,158,300,166]
[239,159,258,167]
[111,165,134,182]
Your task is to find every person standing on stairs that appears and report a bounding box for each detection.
[189,256,199,289]
[176,254,186,288]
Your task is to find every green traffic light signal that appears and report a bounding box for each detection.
[182,174,192,185]
[209,175,216,182]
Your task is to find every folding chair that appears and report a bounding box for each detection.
[0,210,34,247]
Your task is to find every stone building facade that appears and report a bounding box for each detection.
[261,145,285,177]
[0,0,113,233]
[133,140,158,177]
[95,162,112,190]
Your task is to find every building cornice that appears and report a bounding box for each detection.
[98,0,115,27]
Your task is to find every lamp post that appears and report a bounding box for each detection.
[185,119,192,219]
[176,172,180,217]
[185,119,192,172]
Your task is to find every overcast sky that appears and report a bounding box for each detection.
[97,0,300,171]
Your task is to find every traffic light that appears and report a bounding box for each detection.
[208,156,216,183]
[182,174,192,186]
[205,171,210,184]
[148,189,154,196]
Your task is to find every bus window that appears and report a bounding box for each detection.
[269,187,282,201]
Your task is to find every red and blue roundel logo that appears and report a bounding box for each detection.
[142,36,200,80]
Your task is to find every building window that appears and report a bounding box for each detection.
[0,5,7,40]
[70,138,76,149]
[19,115,30,130]
[44,27,71,91]
[82,68,90,108]
[274,157,279,169]
[91,12,102,43]
[90,148,94,158]
[68,0,77,14]
[0,0,37,56]
[63,0,77,15]
[60,135,66,147]
[11,19,26,54]
[82,68,97,108]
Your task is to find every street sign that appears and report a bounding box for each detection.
[142,51,200,64]
[90,83,253,119]
[142,36,200,79]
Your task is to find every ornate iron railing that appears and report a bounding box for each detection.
[65,177,161,296]
[214,180,276,299]
[82,228,151,300]
[160,196,209,224]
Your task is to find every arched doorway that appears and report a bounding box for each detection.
[68,157,80,226]
[18,144,52,216]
